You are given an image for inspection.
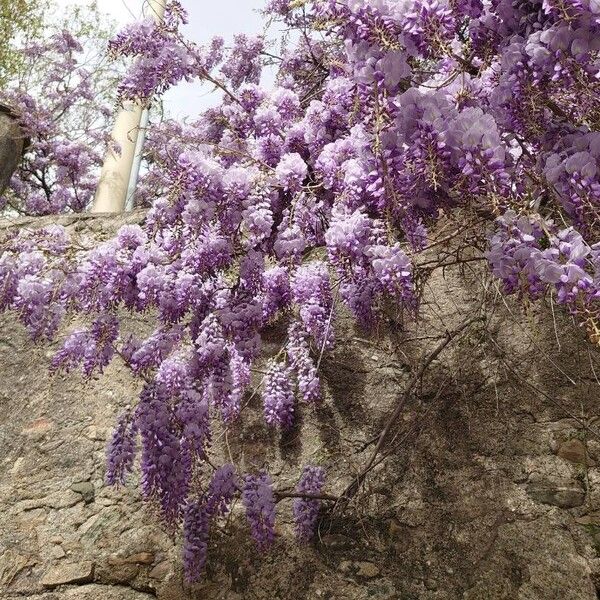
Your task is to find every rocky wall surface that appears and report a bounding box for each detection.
[1,213,600,599]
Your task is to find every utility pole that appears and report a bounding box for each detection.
[125,104,150,211]
[91,0,167,213]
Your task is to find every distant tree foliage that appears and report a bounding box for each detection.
[0,0,47,87]
[0,1,121,214]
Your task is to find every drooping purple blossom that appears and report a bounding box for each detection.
[182,501,210,582]
[403,0,456,57]
[291,262,335,350]
[263,359,296,429]
[51,314,119,376]
[275,152,308,192]
[206,463,238,516]
[367,244,416,309]
[261,266,291,321]
[242,472,276,550]
[155,349,192,394]
[293,466,326,542]
[177,389,211,459]
[130,326,184,374]
[182,464,238,582]
[106,410,138,486]
[287,323,321,404]
[0,28,109,215]
[220,34,264,89]
[195,314,227,371]
[135,383,189,523]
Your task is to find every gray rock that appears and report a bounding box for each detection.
[321,534,355,550]
[338,560,381,579]
[41,561,94,588]
[63,584,155,599]
[149,560,170,580]
[70,482,95,504]
[527,482,586,508]
[558,439,587,465]
[4,588,154,600]
[107,552,154,565]
[0,550,29,586]
[49,545,66,559]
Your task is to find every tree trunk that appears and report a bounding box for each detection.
[0,104,25,196]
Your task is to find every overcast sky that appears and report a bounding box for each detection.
[69,0,267,118]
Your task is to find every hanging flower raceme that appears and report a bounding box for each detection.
[293,466,326,542]
[263,359,296,429]
[242,472,276,551]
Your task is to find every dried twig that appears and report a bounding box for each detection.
[334,314,483,511]
[274,491,338,504]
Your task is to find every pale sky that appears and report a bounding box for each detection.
[69,0,268,118]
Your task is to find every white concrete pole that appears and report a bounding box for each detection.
[91,0,167,213]
[125,105,150,211]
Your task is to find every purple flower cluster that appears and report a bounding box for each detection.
[242,472,276,551]
[487,210,597,308]
[287,323,321,404]
[404,0,456,57]
[108,3,215,102]
[291,262,335,350]
[487,211,548,296]
[51,314,119,377]
[293,466,326,542]
[544,133,600,232]
[136,383,190,523]
[275,153,308,192]
[220,34,264,89]
[261,266,291,321]
[182,501,211,581]
[0,28,110,214]
[177,389,211,459]
[182,463,238,582]
[263,359,296,429]
[367,244,415,309]
[105,410,137,486]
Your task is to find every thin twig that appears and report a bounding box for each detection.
[335,314,483,510]
[274,491,338,503]
[487,336,600,440]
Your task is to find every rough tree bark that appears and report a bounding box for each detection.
[0,103,25,196]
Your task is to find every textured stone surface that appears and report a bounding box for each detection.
[11,584,155,599]
[558,439,588,465]
[1,213,600,599]
[41,562,94,588]
[70,482,95,504]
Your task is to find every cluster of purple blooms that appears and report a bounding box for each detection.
[107,1,222,102]
[242,472,277,551]
[487,210,599,308]
[182,464,237,580]
[2,0,600,582]
[0,30,112,214]
[263,359,296,429]
[293,466,326,542]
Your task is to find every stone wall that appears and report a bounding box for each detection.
[1,213,600,599]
